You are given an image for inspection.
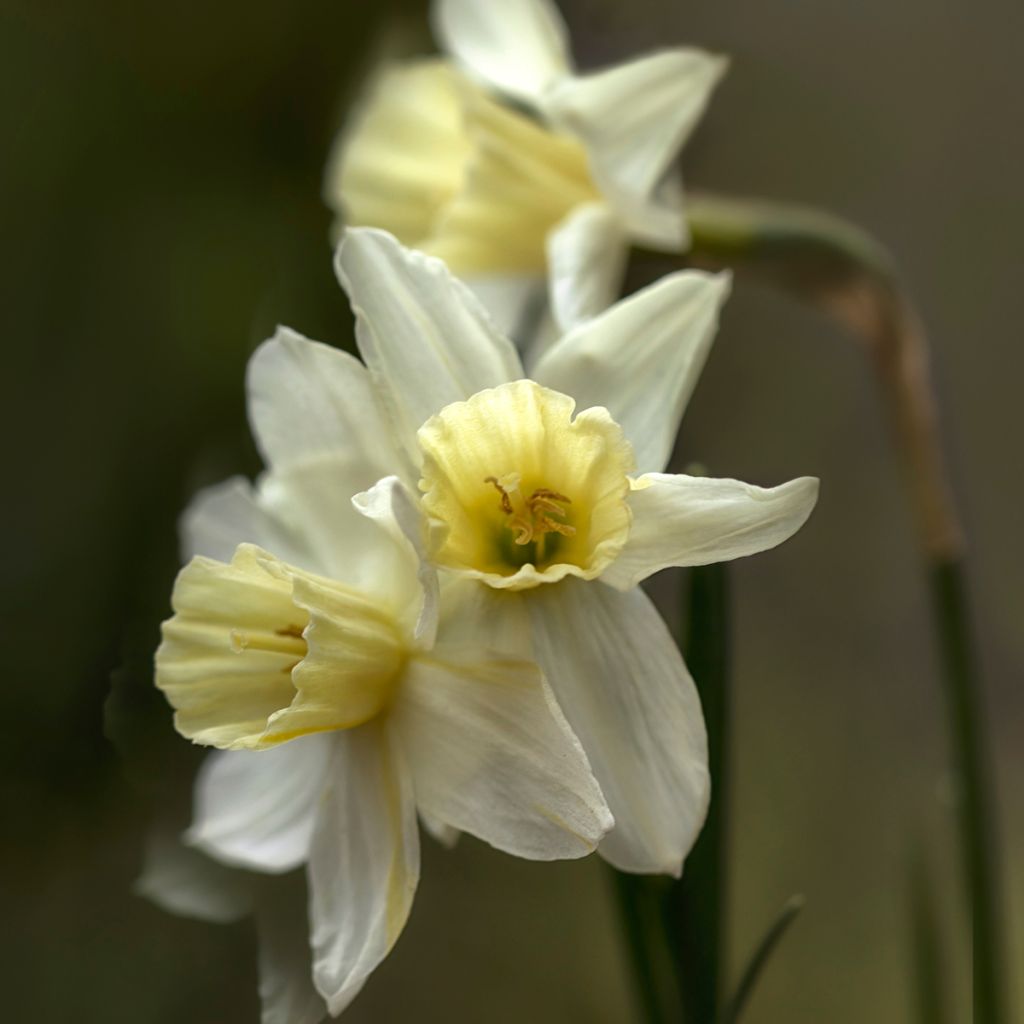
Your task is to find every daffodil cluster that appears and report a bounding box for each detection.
[148,3,820,1020]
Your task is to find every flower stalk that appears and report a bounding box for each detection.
[660,192,1004,1022]
[671,561,731,1022]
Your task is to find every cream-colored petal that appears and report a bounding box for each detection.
[309,724,419,1016]
[533,270,731,473]
[353,476,439,649]
[546,48,727,235]
[135,828,252,924]
[255,455,416,598]
[246,326,394,479]
[392,648,612,860]
[324,59,470,247]
[547,202,630,332]
[528,579,709,876]
[433,0,571,103]
[602,474,820,589]
[180,475,304,565]
[463,272,545,342]
[186,738,332,873]
[335,227,523,461]
[156,545,404,751]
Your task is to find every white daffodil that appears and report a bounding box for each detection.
[305,226,816,877]
[325,0,726,338]
[154,381,613,1015]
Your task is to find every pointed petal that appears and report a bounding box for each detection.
[603,474,820,589]
[246,326,395,477]
[392,648,612,860]
[335,228,522,460]
[309,725,420,1016]
[180,476,308,566]
[418,811,460,849]
[353,476,439,649]
[136,828,252,924]
[546,48,726,225]
[528,579,709,876]
[253,455,416,594]
[186,738,332,873]
[532,270,731,473]
[547,202,630,331]
[256,875,327,1024]
[433,0,571,103]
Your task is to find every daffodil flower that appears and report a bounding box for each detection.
[310,226,815,876]
[154,382,613,1014]
[326,0,726,337]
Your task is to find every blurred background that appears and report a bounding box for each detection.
[3,0,1021,1020]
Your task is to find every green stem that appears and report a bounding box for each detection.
[930,560,1004,1022]
[645,191,1006,1022]
[670,562,731,1022]
[610,870,673,1024]
[909,847,950,1024]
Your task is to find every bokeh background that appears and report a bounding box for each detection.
[3,0,1021,1020]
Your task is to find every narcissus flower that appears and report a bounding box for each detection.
[326,0,726,335]
[154,384,612,1014]
[316,226,818,876]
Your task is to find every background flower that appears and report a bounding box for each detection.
[325,0,725,339]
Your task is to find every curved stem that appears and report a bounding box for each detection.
[654,192,1004,1021]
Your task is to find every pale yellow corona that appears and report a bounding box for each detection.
[330,61,600,275]
[157,544,405,750]
[418,380,634,589]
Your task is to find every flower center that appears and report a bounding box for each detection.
[418,380,634,590]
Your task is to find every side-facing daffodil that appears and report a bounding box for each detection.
[154,360,613,1015]
[313,226,817,877]
[326,0,726,337]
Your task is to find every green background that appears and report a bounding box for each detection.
[2,0,1020,1020]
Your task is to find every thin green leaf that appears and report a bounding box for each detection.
[723,895,805,1024]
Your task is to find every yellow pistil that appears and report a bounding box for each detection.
[418,380,635,590]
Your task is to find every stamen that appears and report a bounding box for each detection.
[485,475,514,515]
[484,476,576,547]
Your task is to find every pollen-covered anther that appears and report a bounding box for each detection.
[485,474,576,546]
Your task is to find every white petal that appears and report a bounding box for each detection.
[532,270,731,473]
[603,474,820,589]
[547,202,630,332]
[528,579,709,876]
[186,738,332,873]
[418,810,460,849]
[308,725,420,1016]
[255,455,416,596]
[256,876,327,1024]
[135,828,252,924]
[433,0,571,103]
[392,648,612,860]
[180,476,307,566]
[464,273,545,343]
[353,476,439,648]
[546,49,726,230]
[335,228,522,460]
[246,326,395,477]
